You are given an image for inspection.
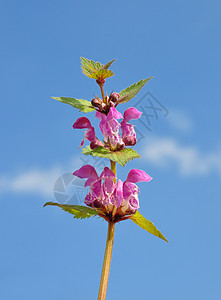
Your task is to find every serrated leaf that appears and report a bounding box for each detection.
[119,77,153,104]
[44,202,100,220]
[82,146,141,167]
[130,211,168,242]
[51,97,96,113]
[103,59,116,70]
[80,57,115,80]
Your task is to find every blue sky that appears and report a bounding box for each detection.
[1,0,221,299]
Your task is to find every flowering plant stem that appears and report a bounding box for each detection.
[99,83,107,104]
[97,221,115,300]
[45,57,168,300]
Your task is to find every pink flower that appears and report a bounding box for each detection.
[73,107,142,151]
[96,107,124,151]
[73,117,103,149]
[96,106,142,150]
[73,165,152,219]
[120,107,142,146]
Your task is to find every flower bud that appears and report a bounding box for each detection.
[90,140,104,149]
[117,143,125,151]
[91,98,102,107]
[96,79,105,85]
[109,101,115,108]
[100,103,107,112]
[123,136,137,146]
[109,92,120,103]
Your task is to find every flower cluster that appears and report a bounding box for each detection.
[72,89,151,219]
[73,165,152,221]
[73,106,142,151]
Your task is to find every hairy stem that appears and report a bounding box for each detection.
[97,221,115,300]
[99,84,107,104]
[110,160,116,183]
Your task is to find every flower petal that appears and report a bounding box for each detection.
[115,179,123,207]
[123,181,139,199]
[121,121,136,139]
[123,107,142,123]
[125,169,152,183]
[128,196,140,211]
[102,179,116,200]
[73,117,92,129]
[95,111,105,121]
[107,107,122,121]
[73,165,99,183]
[85,127,96,142]
[100,167,116,180]
[90,179,102,198]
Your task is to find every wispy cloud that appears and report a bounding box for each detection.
[142,136,221,176]
[0,156,84,199]
[166,109,194,132]
[0,166,63,198]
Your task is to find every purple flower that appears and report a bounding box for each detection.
[73,165,152,219]
[73,117,103,148]
[120,107,142,146]
[96,107,124,151]
[96,106,142,150]
[73,107,142,151]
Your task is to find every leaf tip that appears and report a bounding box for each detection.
[43,202,53,208]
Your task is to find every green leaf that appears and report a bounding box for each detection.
[80,57,116,80]
[44,202,100,220]
[82,146,141,167]
[80,57,103,74]
[88,69,114,80]
[119,77,153,104]
[103,59,116,70]
[130,211,168,242]
[51,97,96,113]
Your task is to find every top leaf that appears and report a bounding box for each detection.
[80,57,116,81]
[118,77,153,104]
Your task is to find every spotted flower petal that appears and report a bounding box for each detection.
[100,167,116,180]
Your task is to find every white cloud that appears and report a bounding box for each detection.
[166,109,194,132]
[142,136,221,176]
[0,166,63,198]
[2,135,220,200]
[0,154,85,199]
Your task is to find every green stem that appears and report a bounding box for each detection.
[97,221,115,300]
[110,160,116,183]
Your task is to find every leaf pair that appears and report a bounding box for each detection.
[51,77,152,113]
[51,57,152,112]
[44,202,168,242]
